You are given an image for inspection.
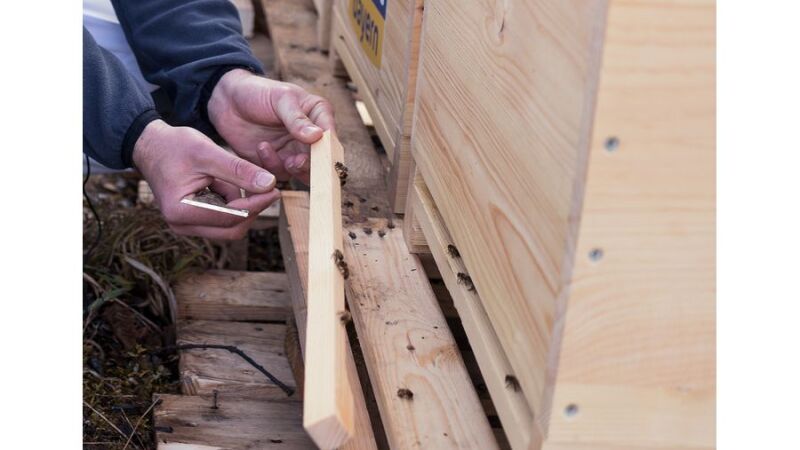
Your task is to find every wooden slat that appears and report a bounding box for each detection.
[542,1,715,448]
[412,173,534,449]
[402,162,429,253]
[411,0,608,421]
[304,131,353,449]
[175,271,291,322]
[177,320,297,400]
[154,394,314,449]
[342,217,498,450]
[279,190,380,450]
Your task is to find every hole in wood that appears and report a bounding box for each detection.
[564,403,579,418]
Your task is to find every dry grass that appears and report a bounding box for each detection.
[82,174,222,449]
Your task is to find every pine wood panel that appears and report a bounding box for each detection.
[411,0,608,419]
[175,271,291,322]
[543,0,716,448]
[279,190,380,450]
[342,218,498,450]
[303,131,354,448]
[155,394,314,449]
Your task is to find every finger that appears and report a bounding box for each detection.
[198,148,276,193]
[227,189,281,217]
[285,153,310,186]
[256,141,292,181]
[273,91,324,144]
[210,179,245,202]
[303,94,335,131]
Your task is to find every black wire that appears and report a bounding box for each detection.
[83,154,103,259]
[157,343,295,396]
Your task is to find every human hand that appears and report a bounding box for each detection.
[207,69,334,185]
[133,119,280,240]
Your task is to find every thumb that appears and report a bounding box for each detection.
[274,91,323,144]
[201,147,276,193]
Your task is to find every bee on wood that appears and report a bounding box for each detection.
[447,244,460,258]
[397,388,414,400]
[387,221,396,229]
[343,200,354,208]
[332,250,350,279]
[338,310,352,325]
[348,231,357,240]
[457,272,475,292]
[505,375,521,392]
[334,161,348,186]
[363,227,373,236]
[377,229,386,238]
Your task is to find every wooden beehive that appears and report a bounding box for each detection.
[330,0,424,214]
[406,0,716,448]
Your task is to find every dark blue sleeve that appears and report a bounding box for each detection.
[110,0,265,135]
[83,27,160,169]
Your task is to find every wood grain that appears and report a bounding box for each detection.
[342,219,498,449]
[542,0,716,448]
[279,190,379,450]
[177,320,297,400]
[412,173,533,449]
[155,394,314,449]
[411,0,608,421]
[304,131,354,448]
[175,270,291,322]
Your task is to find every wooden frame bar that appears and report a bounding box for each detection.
[303,131,354,449]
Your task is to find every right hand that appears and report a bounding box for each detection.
[132,119,280,240]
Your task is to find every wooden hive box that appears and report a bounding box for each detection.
[407,0,716,448]
[330,0,424,214]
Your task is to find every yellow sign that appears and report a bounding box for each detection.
[349,0,386,68]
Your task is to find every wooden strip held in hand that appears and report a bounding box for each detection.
[303,130,354,449]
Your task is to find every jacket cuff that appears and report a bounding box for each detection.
[199,64,264,136]
[122,109,161,168]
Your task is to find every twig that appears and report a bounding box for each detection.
[84,400,127,439]
[122,397,162,450]
[158,344,294,396]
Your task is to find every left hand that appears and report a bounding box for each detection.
[207,69,335,185]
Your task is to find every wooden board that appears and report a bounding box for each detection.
[411,0,608,421]
[177,320,297,400]
[330,0,423,213]
[304,131,354,448]
[412,173,533,449]
[342,218,498,449]
[175,270,291,322]
[154,394,314,449]
[279,190,380,450]
[542,0,716,448]
[402,162,430,253]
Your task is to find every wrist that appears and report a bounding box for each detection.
[132,119,169,172]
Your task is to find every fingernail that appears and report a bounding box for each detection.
[303,125,322,136]
[255,171,275,189]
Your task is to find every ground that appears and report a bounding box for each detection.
[82,172,283,449]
